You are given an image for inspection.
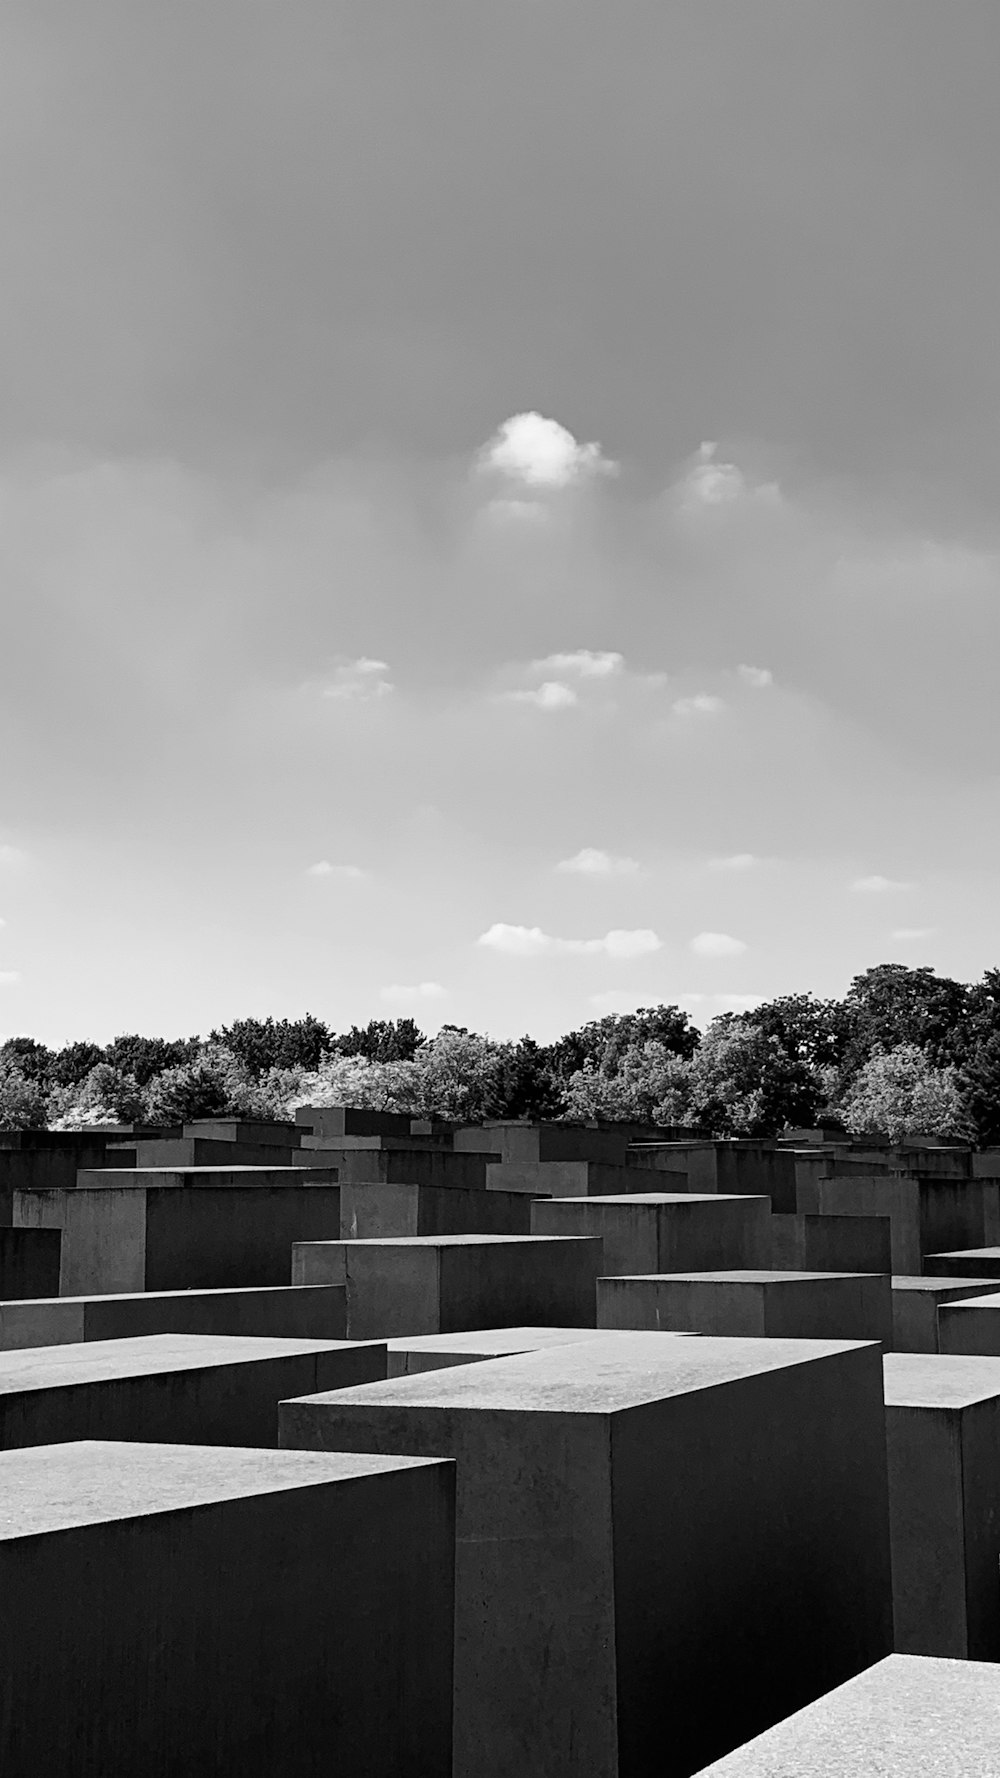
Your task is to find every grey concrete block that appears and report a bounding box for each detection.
[0,1333,386,1450]
[133,1137,296,1166]
[300,1146,490,1190]
[339,1179,535,1238]
[182,1119,301,1147]
[280,1333,891,1778]
[690,1653,1000,1776]
[769,1212,891,1275]
[291,1235,603,1338]
[0,1439,453,1776]
[891,1277,1000,1353]
[625,1142,797,1212]
[598,1271,892,1344]
[530,1193,770,1274]
[883,1351,1000,1658]
[454,1120,630,1166]
[938,1291,1000,1356]
[925,1246,1000,1278]
[0,1227,61,1299]
[386,1324,695,1376]
[796,1177,999,1274]
[296,1104,414,1139]
[484,1159,652,1197]
[0,1285,347,1350]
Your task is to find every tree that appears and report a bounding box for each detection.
[143,1049,244,1123]
[842,966,972,1073]
[743,994,850,1070]
[49,1041,105,1088]
[48,1063,146,1128]
[0,1037,55,1084]
[838,1044,970,1142]
[103,1034,201,1087]
[548,1006,699,1079]
[335,1019,424,1063]
[564,1041,694,1126]
[484,1037,565,1121]
[0,1060,48,1129]
[209,1015,331,1077]
[687,1018,824,1136]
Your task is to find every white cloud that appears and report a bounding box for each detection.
[679,991,765,1014]
[322,657,393,702]
[504,681,579,711]
[0,971,20,985]
[477,412,617,489]
[690,931,748,958]
[673,694,724,717]
[531,649,624,679]
[891,927,935,942]
[379,981,448,1004]
[738,664,773,689]
[675,442,781,512]
[477,923,661,959]
[556,848,640,877]
[709,853,758,872]
[851,875,913,894]
[306,861,365,880]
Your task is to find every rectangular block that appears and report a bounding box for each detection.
[938,1291,1000,1356]
[292,1235,603,1339]
[691,1653,1000,1776]
[0,1439,453,1776]
[530,1193,771,1274]
[925,1245,1000,1278]
[339,1179,535,1238]
[891,1276,1000,1353]
[0,1227,62,1299]
[132,1137,296,1166]
[883,1351,1000,1657]
[296,1104,415,1139]
[769,1212,891,1275]
[454,1120,630,1166]
[281,1333,891,1778]
[486,1158,683,1197]
[0,1333,386,1450]
[299,1146,490,1190]
[0,1285,347,1351]
[625,1141,797,1212]
[182,1118,301,1147]
[598,1270,892,1344]
[386,1324,695,1376]
[796,1176,999,1273]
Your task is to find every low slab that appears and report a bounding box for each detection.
[925,1246,1000,1279]
[386,1323,695,1376]
[529,1193,770,1273]
[937,1290,1000,1356]
[0,1284,347,1350]
[890,1275,1000,1353]
[598,1270,891,1344]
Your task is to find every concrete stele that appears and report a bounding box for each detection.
[890,1276,1000,1354]
[597,1270,892,1345]
[530,1193,771,1274]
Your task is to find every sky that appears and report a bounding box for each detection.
[2,2,1000,1046]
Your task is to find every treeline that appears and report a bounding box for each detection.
[3,965,1000,1142]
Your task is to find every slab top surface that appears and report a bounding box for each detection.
[74,1167,335,1187]
[294,1234,597,1248]
[533,1194,769,1208]
[891,1275,1000,1294]
[0,1333,360,1395]
[926,1248,1000,1262]
[692,1653,1000,1776]
[938,1292,1000,1312]
[0,1440,445,1538]
[287,1331,872,1417]
[386,1326,658,1358]
[602,1270,871,1285]
[0,1285,343,1309]
[883,1350,1000,1408]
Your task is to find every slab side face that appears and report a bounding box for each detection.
[884,1401,968,1655]
[143,1186,341,1290]
[438,1237,601,1333]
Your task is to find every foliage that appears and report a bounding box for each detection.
[334,1018,424,1063]
[209,1015,331,1078]
[0,1037,56,1084]
[48,1063,147,1128]
[838,1044,970,1142]
[103,1033,201,1087]
[743,994,850,1070]
[547,1006,699,1079]
[0,1060,49,1129]
[686,1018,823,1137]
[48,1041,105,1088]
[842,966,972,1072]
[564,1041,694,1126]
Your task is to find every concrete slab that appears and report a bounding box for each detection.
[0,1227,61,1299]
[0,1332,386,1450]
[598,1270,892,1344]
[339,1178,536,1238]
[133,1137,296,1166]
[484,1159,663,1197]
[925,1246,1000,1278]
[292,1234,603,1339]
[891,1276,1000,1353]
[0,1284,347,1350]
[797,1177,999,1273]
[690,1653,1000,1776]
[769,1211,891,1275]
[0,1438,453,1776]
[530,1193,770,1273]
[280,1332,891,1778]
[883,1351,1000,1658]
[385,1323,696,1376]
[453,1120,630,1166]
[624,1142,797,1212]
[938,1291,1000,1356]
[297,1146,490,1190]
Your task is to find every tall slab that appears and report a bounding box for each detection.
[530,1193,770,1274]
[339,1178,535,1238]
[891,1276,1000,1353]
[0,1284,347,1351]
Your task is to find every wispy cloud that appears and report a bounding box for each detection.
[477,412,617,489]
[478,923,661,959]
[556,848,640,877]
[531,649,624,679]
[673,694,724,717]
[379,981,447,1003]
[737,663,773,689]
[851,874,913,894]
[689,931,748,957]
[306,861,366,879]
[709,853,758,872]
[503,681,579,711]
[321,657,394,702]
[674,442,781,513]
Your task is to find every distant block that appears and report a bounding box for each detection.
[296,1104,414,1139]
[0,1439,453,1776]
[530,1193,770,1274]
[292,1235,603,1339]
[690,1653,1000,1776]
[0,1333,386,1451]
[0,1227,61,1299]
[891,1276,1000,1353]
[299,1146,490,1190]
[625,1141,796,1212]
[769,1212,891,1275]
[925,1246,1000,1278]
[484,1158,656,1197]
[0,1285,347,1351]
[132,1137,296,1166]
[281,1333,891,1778]
[386,1324,695,1376]
[938,1291,1000,1356]
[339,1179,534,1239]
[598,1270,892,1344]
[182,1118,301,1147]
[454,1119,629,1166]
[796,1177,999,1273]
[883,1351,1000,1657]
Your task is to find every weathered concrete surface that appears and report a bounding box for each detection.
[0,1227,61,1300]
[937,1290,1000,1356]
[292,1234,603,1338]
[530,1193,770,1274]
[14,1169,341,1294]
[453,1120,630,1167]
[598,1271,892,1345]
[796,1176,999,1273]
[0,1438,454,1776]
[385,1324,695,1376]
[483,1159,657,1197]
[883,1351,1000,1658]
[296,1104,415,1139]
[295,1146,490,1190]
[182,1118,301,1147]
[690,1653,1000,1776]
[131,1137,296,1167]
[0,1333,386,1451]
[624,1141,797,1212]
[891,1276,1000,1353]
[281,1333,891,1778]
[339,1179,536,1238]
[0,1285,347,1350]
[769,1211,891,1275]
[925,1245,1000,1278]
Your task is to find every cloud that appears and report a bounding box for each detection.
[673,694,724,717]
[891,927,935,941]
[679,991,765,1014]
[379,981,447,1004]
[738,664,773,688]
[709,853,758,872]
[689,931,748,957]
[851,874,913,893]
[477,923,661,959]
[531,649,624,679]
[0,971,20,986]
[477,412,617,489]
[321,657,393,702]
[675,442,781,513]
[306,861,365,879]
[0,846,26,868]
[503,681,579,711]
[556,847,640,877]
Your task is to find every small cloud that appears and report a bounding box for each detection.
[710,853,758,872]
[738,664,773,689]
[379,982,448,1004]
[680,991,764,1014]
[690,931,748,958]
[306,861,365,880]
[485,497,548,524]
[673,694,724,718]
[477,923,661,959]
[531,649,624,679]
[0,971,20,985]
[477,412,617,489]
[504,681,579,711]
[556,848,640,877]
[891,927,935,942]
[322,657,394,702]
[851,875,913,894]
[675,442,781,513]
